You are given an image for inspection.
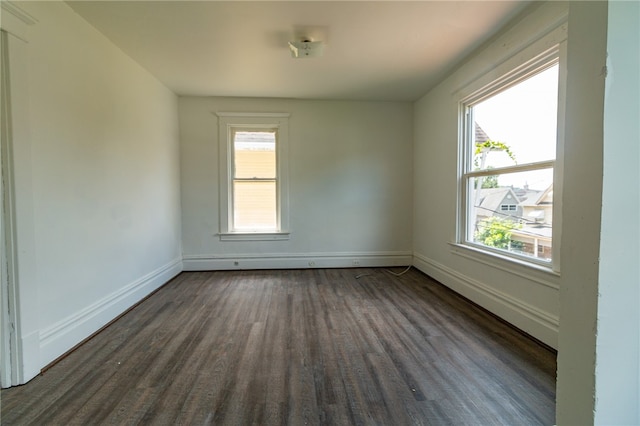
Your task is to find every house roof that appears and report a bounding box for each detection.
[519,185,553,207]
[475,123,491,144]
[476,187,520,215]
[512,225,553,239]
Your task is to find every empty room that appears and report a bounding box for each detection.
[0,1,638,424]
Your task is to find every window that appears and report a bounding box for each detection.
[232,130,276,230]
[459,48,562,267]
[217,113,290,240]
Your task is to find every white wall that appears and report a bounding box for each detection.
[594,1,640,424]
[180,97,413,269]
[9,1,182,378]
[412,2,568,349]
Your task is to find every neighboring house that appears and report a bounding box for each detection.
[472,120,553,260]
[519,185,553,226]
[511,185,553,259]
[475,123,490,144]
[472,123,524,222]
[474,187,523,222]
[474,183,553,260]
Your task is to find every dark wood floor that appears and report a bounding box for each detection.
[1,268,556,425]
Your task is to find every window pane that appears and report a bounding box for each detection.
[234,131,276,179]
[473,64,558,169]
[233,180,276,230]
[468,168,553,261]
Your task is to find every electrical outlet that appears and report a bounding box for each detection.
[233,261,239,266]
[352,260,360,266]
[308,261,315,267]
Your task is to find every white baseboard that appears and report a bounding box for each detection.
[413,252,559,349]
[183,251,413,271]
[32,251,556,376]
[17,330,40,385]
[38,257,183,368]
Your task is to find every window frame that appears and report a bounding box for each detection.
[457,44,566,272]
[217,112,290,241]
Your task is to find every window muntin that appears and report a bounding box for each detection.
[461,61,559,265]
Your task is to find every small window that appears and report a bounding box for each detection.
[459,50,562,266]
[217,113,290,240]
[232,130,277,230]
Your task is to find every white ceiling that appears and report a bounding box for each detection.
[67,1,531,102]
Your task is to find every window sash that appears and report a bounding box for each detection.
[463,160,555,178]
[232,129,277,179]
[232,179,277,231]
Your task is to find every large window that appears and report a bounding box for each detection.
[459,49,562,267]
[217,113,290,240]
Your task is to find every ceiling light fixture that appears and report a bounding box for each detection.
[288,39,324,58]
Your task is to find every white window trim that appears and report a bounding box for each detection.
[216,112,290,241]
[456,40,566,273]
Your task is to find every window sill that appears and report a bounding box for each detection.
[218,232,290,241]
[448,242,560,289]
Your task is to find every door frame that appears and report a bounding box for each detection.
[1,28,18,388]
[0,1,39,387]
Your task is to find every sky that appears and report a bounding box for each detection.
[473,64,559,190]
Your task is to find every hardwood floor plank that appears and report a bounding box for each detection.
[0,268,556,425]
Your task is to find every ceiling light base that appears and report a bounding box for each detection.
[288,40,324,58]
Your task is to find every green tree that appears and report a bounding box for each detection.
[481,174,499,188]
[474,216,523,250]
[473,139,517,189]
[474,139,517,168]
[474,171,499,189]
